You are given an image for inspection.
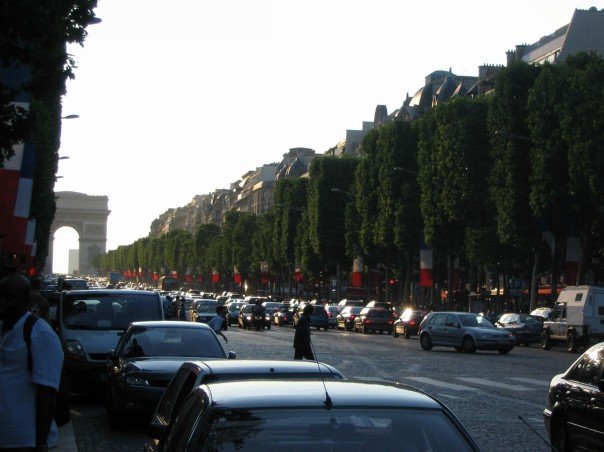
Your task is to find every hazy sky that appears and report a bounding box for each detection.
[52,0,603,273]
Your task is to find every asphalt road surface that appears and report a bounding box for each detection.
[71,324,578,451]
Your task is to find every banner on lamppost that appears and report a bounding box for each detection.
[294,266,304,282]
[420,233,433,287]
[352,256,363,288]
[234,266,241,284]
[212,269,220,283]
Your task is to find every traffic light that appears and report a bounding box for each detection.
[388,278,396,286]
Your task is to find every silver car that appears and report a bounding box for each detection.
[419,312,516,354]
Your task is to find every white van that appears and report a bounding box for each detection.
[542,286,604,352]
[57,289,164,392]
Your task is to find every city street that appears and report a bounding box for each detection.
[70,325,578,451]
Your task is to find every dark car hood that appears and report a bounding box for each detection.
[122,357,223,373]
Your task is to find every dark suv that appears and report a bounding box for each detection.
[393,309,427,339]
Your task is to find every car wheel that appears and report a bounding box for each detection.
[552,420,569,452]
[323,326,328,331]
[404,327,411,339]
[462,336,476,353]
[541,330,552,350]
[567,331,578,353]
[497,346,512,355]
[420,333,433,351]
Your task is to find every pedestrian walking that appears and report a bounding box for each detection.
[208,306,228,343]
[0,273,63,451]
[163,295,174,319]
[293,304,315,360]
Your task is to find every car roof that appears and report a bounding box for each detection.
[130,320,212,330]
[184,359,343,376]
[202,380,442,410]
[62,289,158,296]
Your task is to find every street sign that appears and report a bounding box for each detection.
[510,278,523,296]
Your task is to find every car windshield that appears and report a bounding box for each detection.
[61,293,162,330]
[197,408,474,451]
[120,326,225,358]
[229,303,244,312]
[459,314,493,328]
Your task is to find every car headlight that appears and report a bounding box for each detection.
[126,376,149,386]
[64,339,86,361]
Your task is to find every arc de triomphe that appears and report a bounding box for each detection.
[48,191,110,275]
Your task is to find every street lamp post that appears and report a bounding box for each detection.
[331,188,354,303]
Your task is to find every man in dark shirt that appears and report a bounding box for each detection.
[293,304,314,360]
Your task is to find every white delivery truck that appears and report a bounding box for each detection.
[542,286,604,352]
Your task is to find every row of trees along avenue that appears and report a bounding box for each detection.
[98,54,603,311]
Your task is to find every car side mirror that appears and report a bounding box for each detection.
[228,351,236,359]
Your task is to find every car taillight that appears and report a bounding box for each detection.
[409,320,416,326]
[388,319,393,324]
[364,319,371,324]
[349,315,355,320]
[327,313,333,318]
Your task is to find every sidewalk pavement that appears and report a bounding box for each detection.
[56,421,77,451]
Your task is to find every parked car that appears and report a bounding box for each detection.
[145,379,481,451]
[324,305,341,328]
[418,312,516,354]
[273,303,294,326]
[57,290,164,393]
[336,306,363,331]
[225,301,245,326]
[147,360,344,442]
[495,313,543,346]
[393,309,428,339]
[105,321,234,426]
[354,307,394,334]
[294,304,330,330]
[543,342,604,451]
[193,299,219,324]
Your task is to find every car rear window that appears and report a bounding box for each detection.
[197,408,474,451]
[120,326,226,358]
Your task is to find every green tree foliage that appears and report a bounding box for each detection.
[0,0,99,266]
[308,157,359,268]
[488,62,541,252]
[419,97,491,255]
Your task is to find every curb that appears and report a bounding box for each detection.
[56,421,78,451]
